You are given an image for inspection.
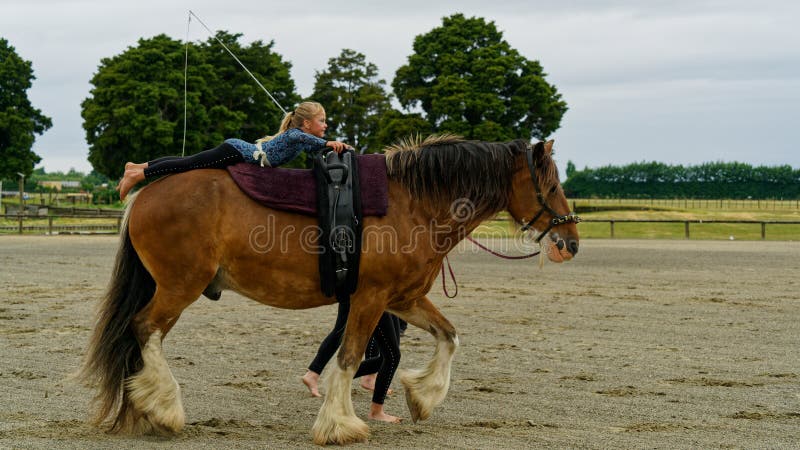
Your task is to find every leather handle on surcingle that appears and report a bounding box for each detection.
[324,163,349,184]
[318,150,350,184]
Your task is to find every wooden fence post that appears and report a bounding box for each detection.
[684,221,690,239]
[610,220,615,239]
[761,222,766,240]
[48,216,54,235]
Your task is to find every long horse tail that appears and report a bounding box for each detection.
[79,191,155,431]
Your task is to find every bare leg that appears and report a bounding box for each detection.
[302,370,322,397]
[391,296,458,423]
[368,402,402,423]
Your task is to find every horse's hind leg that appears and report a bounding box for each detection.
[391,295,458,423]
[124,287,196,434]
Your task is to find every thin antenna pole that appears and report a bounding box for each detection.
[182,11,191,156]
[188,10,288,115]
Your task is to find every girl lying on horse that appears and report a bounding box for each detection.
[116,101,348,200]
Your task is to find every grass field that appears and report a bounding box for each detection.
[473,198,800,241]
[572,198,800,240]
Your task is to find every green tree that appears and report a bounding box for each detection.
[198,32,299,142]
[82,169,111,191]
[374,110,431,147]
[0,38,52,179]
[82,33,299,179]
[393,14,567,141]
[311,49,392,153]
[565,160,576,179]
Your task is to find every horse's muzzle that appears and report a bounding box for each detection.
[556,238,579,256]
[567,238,579,256]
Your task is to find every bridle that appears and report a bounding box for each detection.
[519,144,581,243]
[443,143,582,298]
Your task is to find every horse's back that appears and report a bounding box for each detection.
[129,169,234,243]
[127,169,327,308]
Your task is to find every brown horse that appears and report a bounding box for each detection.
[79,136,579,445]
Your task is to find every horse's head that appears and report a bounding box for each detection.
[507,140,580,263]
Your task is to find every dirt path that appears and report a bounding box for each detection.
[1,236,798,448]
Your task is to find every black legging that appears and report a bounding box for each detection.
[143,142,244,179]
[308,300,401,405]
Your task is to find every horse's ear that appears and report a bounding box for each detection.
[532,141,545,155]
[544,140,554,156]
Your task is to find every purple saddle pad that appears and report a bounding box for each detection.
[226,153,388,217]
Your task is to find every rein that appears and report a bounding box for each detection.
[440,255,458,299]
[440,237,538,299]
[466,236,540,260]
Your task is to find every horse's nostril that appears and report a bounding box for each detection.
[556,240,565,250]
[568,239,579,255]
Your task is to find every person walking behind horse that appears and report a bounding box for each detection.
[302,307,403,424]
[116,101,349,200]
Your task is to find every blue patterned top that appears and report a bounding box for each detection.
[225,128,327,167]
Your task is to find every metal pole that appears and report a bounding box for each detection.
[17,173,25,234]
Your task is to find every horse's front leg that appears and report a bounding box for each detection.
[390,295,458,423]
[311,294,384,445]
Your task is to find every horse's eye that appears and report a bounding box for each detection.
[549,186,557,194]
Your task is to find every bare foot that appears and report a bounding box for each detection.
[302,371,322,398]
[125,161,148,171]
[360,373,377,391]
[360,374,393,395]
[116,169,145,200]
[368,403,402,423]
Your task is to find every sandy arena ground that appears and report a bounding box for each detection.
[1,235,798,449]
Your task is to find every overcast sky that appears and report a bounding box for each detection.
[2,0,799,177]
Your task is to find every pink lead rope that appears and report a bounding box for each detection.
[440,236,542,298]
[465,236,541,260]
[441,255,458,299]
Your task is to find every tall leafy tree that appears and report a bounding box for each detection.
[374,110,431,148]
[565,160,577,180]
[393,14,567,141]
[198,32,298,142]
[0,38,52,179]
[311,49,392,152]
[82,33,299,179]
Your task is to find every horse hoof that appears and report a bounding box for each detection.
[203,289,221,301]
[311,416,369,445]
[404,385,421,423]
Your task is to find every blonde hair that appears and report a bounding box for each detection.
[256,101,326,143]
